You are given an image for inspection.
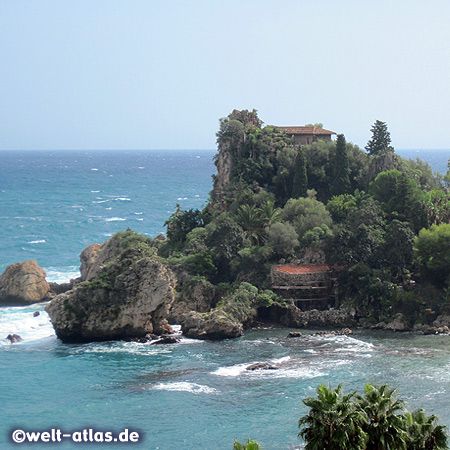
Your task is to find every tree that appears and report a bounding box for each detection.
[405,409,449,450]
[414,223,450,286]
[233,439,262,450]
[265,222,299,259]
[358,383,408,450]
[365,120,394,156]
[298,384,368,450]
[369,170,428,232]
[331,134,351,196]
[291,146,308,198]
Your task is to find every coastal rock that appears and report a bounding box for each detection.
[79,243,103,281]
[6,334,23,343]
[383,313,410,332]
[246,362,276,371]
[287,331,303,338]
[168,276,217,324]
[46,231,176,343]
[0,260,50,306]
[180,310,243,340]
[271,304,356,329]
[48,281,75,295]
[433,315,450,328]
[33,311,40,317]
[150,335,180,345]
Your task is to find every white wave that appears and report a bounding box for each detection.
[115,198,131,201]
[105,217,126,222]
[0,305,55,346]
[152,382,217,394]
[91,190,100,193]
[134,212,143,215]
[28,239,46,244]
[271,355,291,364]
[45,266,80,283]
[138,167,145,169]
[92,200,109,204]
[213,363,249,377]
[91,168,99,171]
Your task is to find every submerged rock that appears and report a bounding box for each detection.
[150,335,180,345]
[287,331,303,338]
[246,362,277,371]
[46,231,176,343]
[6,334,23,343]
[33,311,40,317]
[0,260,50,306]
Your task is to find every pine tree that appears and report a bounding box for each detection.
[291,147,308,198]
[365,120,394,156]
[331,134,351,196]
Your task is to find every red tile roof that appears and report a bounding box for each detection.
[274,265,330,274]
[276,126,336,136]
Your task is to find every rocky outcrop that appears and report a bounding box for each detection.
[46,231,176,343]
[180,310,243,340]
[168,277,217,324]
[246,362,276,371]
[79,243,103,281]
[0,260,50,306]
[6,334,23,343]
[269,303,356,329]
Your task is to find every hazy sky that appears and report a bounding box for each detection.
[1,0,450,150]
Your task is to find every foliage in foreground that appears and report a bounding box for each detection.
[298,383,448,450]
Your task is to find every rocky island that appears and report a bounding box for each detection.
[4,109,450,344]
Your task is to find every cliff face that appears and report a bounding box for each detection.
[210,109,263,204]
[46,231,176,343]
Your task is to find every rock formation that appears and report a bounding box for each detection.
[0,260,50,305]
[46,231,176,343]
[180,310,243,340]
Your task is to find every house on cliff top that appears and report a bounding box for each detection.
[275,126,336,146]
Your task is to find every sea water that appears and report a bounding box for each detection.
[1,149,450,450]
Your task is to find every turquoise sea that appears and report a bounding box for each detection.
[1,148,450,449]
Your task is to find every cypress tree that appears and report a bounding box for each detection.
[331,134,351,196]
[365,120,394,156]
[291,146,308,198]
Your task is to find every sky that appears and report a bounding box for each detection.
[1,0,450,150]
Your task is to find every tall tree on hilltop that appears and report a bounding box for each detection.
[291,146,308,198]
[331,134,351,196]
[365,120,394,156]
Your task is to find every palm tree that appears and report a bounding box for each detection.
[357,383,408,450]
[259,200,281,227]
[233,439,262,450]
[298,383,368,450]
[236,204,263,245]
[405,409,448,450]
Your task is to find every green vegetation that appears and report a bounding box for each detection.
[298,383,448,450]
[155,108,450,331]
[233,383,447,449]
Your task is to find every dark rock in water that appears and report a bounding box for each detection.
[33,311,40,317]
[246,362,277,371]
[6,334,23,343]
[45,232,176,344]
[287,331,303,338]
[311,328,353,337]
[0,260,50,306]
[150,335,180,345]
